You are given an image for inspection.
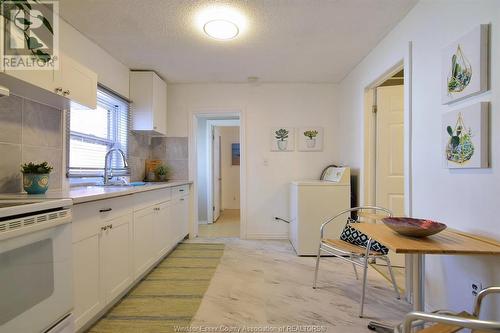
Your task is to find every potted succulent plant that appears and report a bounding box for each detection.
[20,161,53,194]
[304,130,319,148]
[275,128,289,151]
[155,164,170,182]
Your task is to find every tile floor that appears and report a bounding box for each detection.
[198,209,240,238]
[186,237,412,332]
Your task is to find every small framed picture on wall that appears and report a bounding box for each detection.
[298,127,324,152]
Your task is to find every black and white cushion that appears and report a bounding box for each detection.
[339,217,389,255]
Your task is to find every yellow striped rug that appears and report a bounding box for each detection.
[87,243,224,333]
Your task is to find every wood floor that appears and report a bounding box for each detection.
[198,209,240,238]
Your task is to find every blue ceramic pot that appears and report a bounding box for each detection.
[23,173,50,194]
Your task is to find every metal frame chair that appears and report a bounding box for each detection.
[396,286,500,333]
[312,206,400,318]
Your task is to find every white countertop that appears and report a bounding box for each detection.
[0,181,192,204]
[291,180,350,186]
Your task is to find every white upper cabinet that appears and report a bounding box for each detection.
[2,52,97,109]
[129,71,167,136]
[56,54,98,109]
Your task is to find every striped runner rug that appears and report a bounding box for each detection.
[87,243,225,333]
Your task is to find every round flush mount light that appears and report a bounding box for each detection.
[203,19,239,40]
[196,5,246,41]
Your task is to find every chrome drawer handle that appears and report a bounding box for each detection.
[54,87,63,93]
[63,90,70,96]
[179,189,184,192]
[99,208,112,213]
[101,226,107,231]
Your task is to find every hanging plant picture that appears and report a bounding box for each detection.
[441,25,488,104]
[447,45,472,94]
[271,127,295,152]
[442,103,488,169]
[298,127,324,151]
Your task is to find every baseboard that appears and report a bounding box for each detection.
[245,232,288,240]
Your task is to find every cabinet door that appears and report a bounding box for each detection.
[152,73,167,134]
[133,207,155,278]
[101,214,133,302]
[73,234,103,331]
[4,68,56,93]
[59,54,97,109]
[153,201,171,258]
[179,196,189,239]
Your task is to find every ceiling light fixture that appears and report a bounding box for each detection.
[204,19,239,40]
[196,5,246,41]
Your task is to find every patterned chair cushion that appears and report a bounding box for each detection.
[339,217,389,255]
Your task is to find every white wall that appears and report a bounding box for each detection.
[218,126,240,210]
[168,83,340,238]
[337,0,500,318]
[59,19,130,98]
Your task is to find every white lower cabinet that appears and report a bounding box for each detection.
[153,201,173,257]
[72,185,190,331]
[133,206,156,279]
[101,214,133,302]
[73,234,102,330]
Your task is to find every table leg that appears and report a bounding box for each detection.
[412,253,425,311]
[368,254,425,332]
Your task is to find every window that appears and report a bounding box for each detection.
[67,86,130,181]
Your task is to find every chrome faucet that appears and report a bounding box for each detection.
[103,148,128,185]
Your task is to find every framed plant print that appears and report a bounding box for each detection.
[441,24,488,104]
[298,127,324,151]
[271,127,295,152]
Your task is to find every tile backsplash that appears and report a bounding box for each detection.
[151,137,188,181]
[0,95,63,193]
[0,93,189,191]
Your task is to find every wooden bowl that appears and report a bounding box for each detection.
[382,217,447,238]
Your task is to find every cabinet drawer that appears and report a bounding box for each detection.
[72,195,133,242]
[172,185,189,198]
[133,188,172,211]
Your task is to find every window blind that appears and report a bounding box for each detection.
[66,85,131,179]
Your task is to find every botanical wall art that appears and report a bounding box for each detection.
[441,24,488,104]
[442,102,488,169]
[271,127,295,151]
[298,127,324,151]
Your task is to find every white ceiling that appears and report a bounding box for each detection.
[58,0,417,83]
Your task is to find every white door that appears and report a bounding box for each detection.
[212,127,222,222]
[376,85,405,267]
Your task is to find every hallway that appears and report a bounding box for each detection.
[199,209,240,238]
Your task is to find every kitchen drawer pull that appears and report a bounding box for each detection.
[99,208,112,213]
[179,189,185,192]
[180,198,185,201]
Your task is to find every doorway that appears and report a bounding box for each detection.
[364,65,409,294]
[190,113,244,239]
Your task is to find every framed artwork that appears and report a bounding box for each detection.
[271,127,295,151]
[442,102,488,169]
[441,24,488,104]
[231,143,240,165]
[298,127,324,151]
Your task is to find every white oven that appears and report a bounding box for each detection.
[0,199,74,333]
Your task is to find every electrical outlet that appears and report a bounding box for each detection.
[471,281,483,297]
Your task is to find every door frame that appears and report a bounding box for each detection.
[206,120,238,224]
[188,109,247,239]
[362,42,413,300]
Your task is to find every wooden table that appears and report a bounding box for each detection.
[351,223,500,330]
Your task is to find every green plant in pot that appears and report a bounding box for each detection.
[303,130,319,148]
[155,164,170,182]
[21,162,53,194]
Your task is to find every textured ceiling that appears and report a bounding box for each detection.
[58,0,417,83]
